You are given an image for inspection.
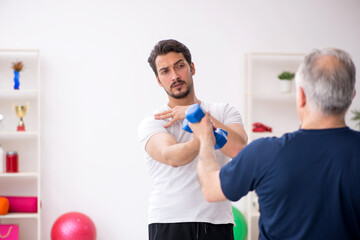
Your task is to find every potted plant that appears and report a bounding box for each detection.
[278,71,295,93]
[351,109,360,130]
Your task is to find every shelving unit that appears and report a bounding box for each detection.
[243,52,305,240]
[0,49,40,240]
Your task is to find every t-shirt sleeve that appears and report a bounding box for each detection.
[222,103,243,126]
[138,113,168,150]
[219,137,281,201]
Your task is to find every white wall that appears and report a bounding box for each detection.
[0,0,359,239]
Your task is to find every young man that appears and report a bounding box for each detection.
[190,48,360,240]
[138,39,248,240]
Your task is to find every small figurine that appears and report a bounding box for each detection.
[12,61,24,90]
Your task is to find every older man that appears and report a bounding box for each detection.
[190,48,360,240]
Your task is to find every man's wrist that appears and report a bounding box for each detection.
[200,137,215,149]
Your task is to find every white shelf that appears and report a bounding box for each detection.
[0,49,39,53]
[246,92,296,101]
[246,52,304,56]
[0,213,39,219]
[0,172,39,178]
[0,49,41,240]
[0,90,38,99]
[0,131,39,138]
[249,131,289,141]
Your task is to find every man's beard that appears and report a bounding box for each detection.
[165,80,193,99]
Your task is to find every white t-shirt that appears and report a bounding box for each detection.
[138,101,243,224]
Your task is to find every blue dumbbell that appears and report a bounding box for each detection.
[182,104,228,149]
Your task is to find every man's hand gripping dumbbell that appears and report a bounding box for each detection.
[182,104,228,149]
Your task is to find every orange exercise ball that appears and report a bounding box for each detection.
[0,197,9,215]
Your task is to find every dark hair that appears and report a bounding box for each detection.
[148,39,192,76]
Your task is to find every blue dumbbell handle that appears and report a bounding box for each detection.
[214,128,228,150]
[182,104,228,149]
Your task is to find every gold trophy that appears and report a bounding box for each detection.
[13,103,29,131]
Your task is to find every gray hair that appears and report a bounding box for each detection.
[295,48,356,115]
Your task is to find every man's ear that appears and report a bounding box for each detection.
[353,89,357,99]
[297,86,306,108]
[156,76,163,87]
[190,62,196,76]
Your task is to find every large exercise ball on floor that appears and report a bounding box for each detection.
[51,212,96,240]
[232,206,247,240]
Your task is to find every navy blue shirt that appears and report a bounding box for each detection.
[220,127,360,240]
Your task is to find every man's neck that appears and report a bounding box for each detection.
[300,111,347,129]
[168,95,200,108]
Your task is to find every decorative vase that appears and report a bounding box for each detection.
[13,70,20,90]
[279,80,292,93]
